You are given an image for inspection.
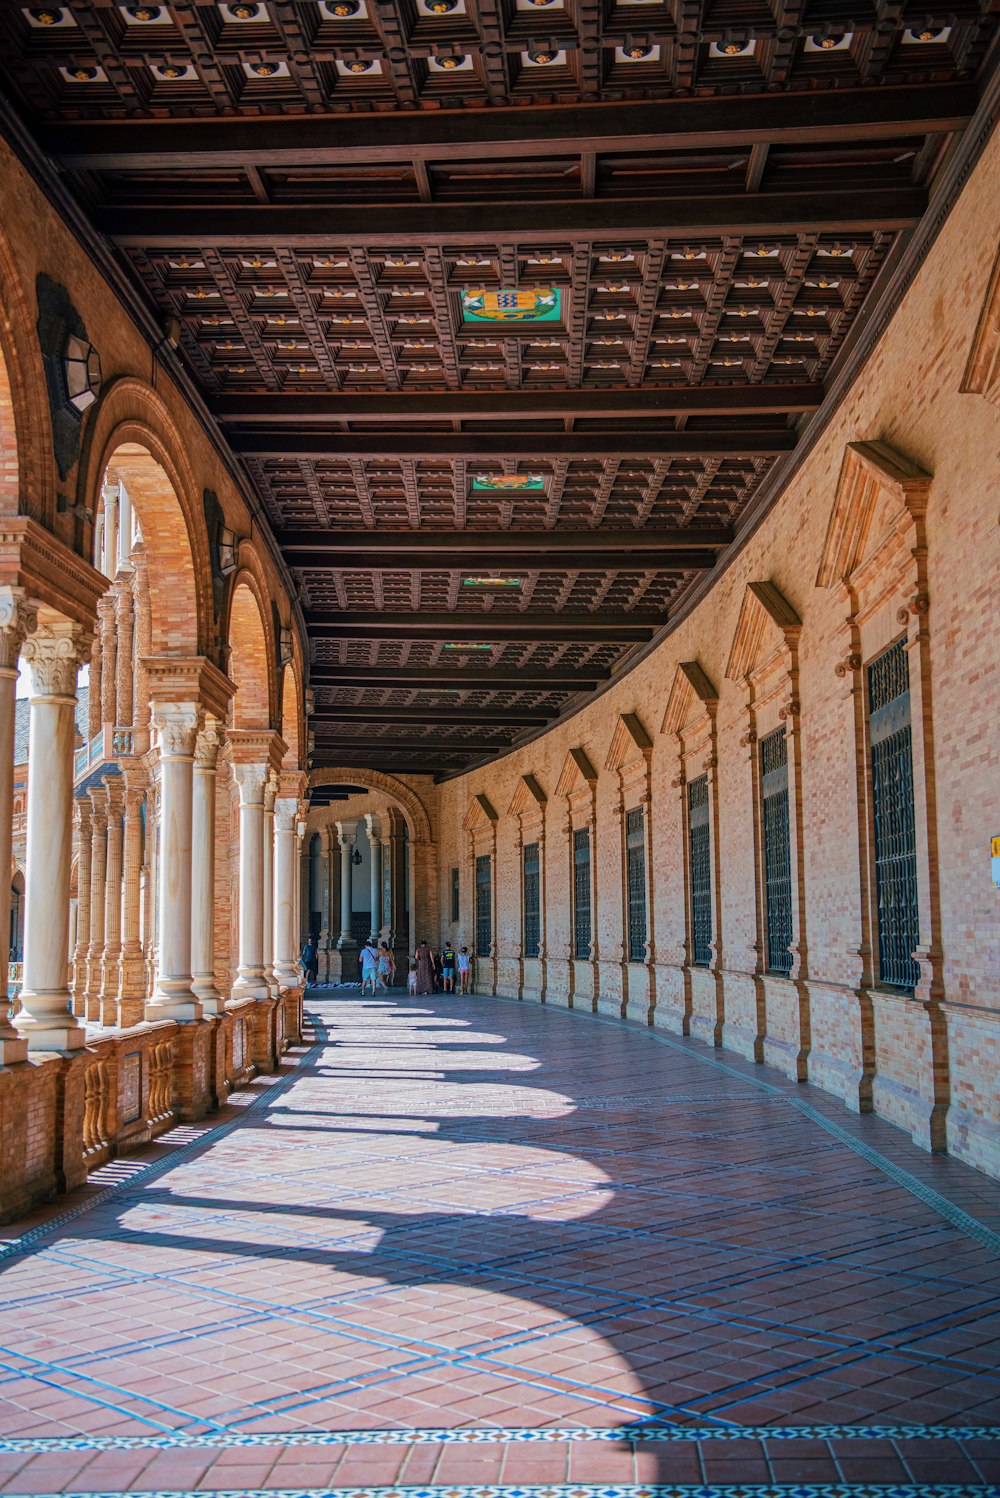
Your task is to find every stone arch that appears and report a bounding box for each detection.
[308,767,433,844]
[226,568,274,732]
[81,379,213,656]
[0,226,55,522]
[279,657,303,769]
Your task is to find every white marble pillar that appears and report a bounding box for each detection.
[71,798,92,1016]
[117,484,134,573]
[118,775,146,1023]
[273,797,300,988]
[262,770,277,996]
[101,779,124,1025]
[365,814,381,941]
[14,617,89,1051]
[102,484,119,579]
[191,718,223,1014]
[146,702,203,1022]
[86,785,108,1022]
[232,762,269,1000]
[337,821,356,948]
[0,587,34,1062]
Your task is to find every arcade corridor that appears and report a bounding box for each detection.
[1,993,999,1496]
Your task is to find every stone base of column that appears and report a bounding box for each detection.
[99,963,120,1027]
[192,976,223,1016]
[169,1017,214,1121]
[85,961,101,1023]
[0,1057,61,1222]
[231,970,270,1002]
[146,981,204,1024]
[13,995,86,1053]
[246,995,281,1074]
[0,1020,29,1064]
[118,995,146,1030]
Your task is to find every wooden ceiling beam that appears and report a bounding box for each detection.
[311,736,514,751]
[309,666,605,689]
[312,706,550,724]
[239,431,794,459]
[306,612,658,642]
[211,385,824,423]
[294,549,715,572]
[48,84,975,168]
[98,188,926,248]
[285,526,731,554]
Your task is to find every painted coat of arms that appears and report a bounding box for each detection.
[461,287,561,322]
[471,474,545,491]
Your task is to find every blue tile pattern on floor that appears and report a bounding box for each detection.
[9,1484,1000,1498]
[1,991,1000,1496]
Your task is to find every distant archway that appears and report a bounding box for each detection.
[308,767,432,844]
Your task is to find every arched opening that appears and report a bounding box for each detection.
[279,661,302,768]
[0,334,19,518]
[228,579,272,732]
[8,868,24,977]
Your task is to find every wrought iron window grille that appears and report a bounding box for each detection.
[688,775,712,967]
[868,640,920,992]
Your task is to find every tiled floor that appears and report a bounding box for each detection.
[1,989,999,1497]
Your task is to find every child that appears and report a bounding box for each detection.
[457,946,471,994]
[441,941,456,993]
[407,953,418,996]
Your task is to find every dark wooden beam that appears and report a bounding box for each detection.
[306,610,660,642]
[286,526,730,554]
[310,666,604,690]
[312,705,549,725]
[49,85,975,168]
[242,431,794,459]
[312,737,513,752]
[298,549,714,572]
[98,188,926,248]
[211,385,823,423]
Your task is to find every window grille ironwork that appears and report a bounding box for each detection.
[573,826,592,960]
[475,853,492,958]
[688,775,712,966]
[760,727,793,976]
[868,640,920,991]
[450,865,459,924]
[625,806,647,963]
[522,842,540,958]
[383,856,392,927]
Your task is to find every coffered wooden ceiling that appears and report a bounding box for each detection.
[2,1,997,776]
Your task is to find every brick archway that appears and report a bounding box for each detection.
[227,571,274,732]
[308,767,433,845]
[0,228,55,524]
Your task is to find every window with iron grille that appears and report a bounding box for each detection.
[688,775,712,966]
[475,853,492,958]
[573,826,592,960]
[868,640,920,991]
[760,727,793,976]
[625,806,647,963]
[450,865,459,924]
[522,841,540,958]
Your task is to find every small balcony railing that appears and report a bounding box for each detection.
[74,726,134,784]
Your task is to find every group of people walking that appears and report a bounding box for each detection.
[300,936,472,996]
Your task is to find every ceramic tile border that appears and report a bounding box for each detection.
[8,1482,998,1498]
[1,1424,998,1454]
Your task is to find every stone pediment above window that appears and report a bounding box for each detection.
[555,746,598,798]
[961,245,1000,408]
[816,440,931,595]
[604,712,652,774]
[463,791,498,833]
[661,662,718,743]
[508,772,547,820]
[726,581,801,687]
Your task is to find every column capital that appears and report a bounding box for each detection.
[87,782,109,825]
[194,714,224,770]
[104,775,125,814]
[73,796,92,833]
[151,700,201,759]
[363,811,382,842]
[274,796,298,834]
[263,767,279,814]
[232,759,268,804]
[0,585,38,671]
[19,612,89,700]
[143,655,235,722]
[336,818,358,847]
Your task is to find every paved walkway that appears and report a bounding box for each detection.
[1,990,999,1498]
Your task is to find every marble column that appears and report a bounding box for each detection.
[146,701,203,1022]
[117,483,133,573]
[102,483,119,579]
[262,771,277,995]
[114,583,134,731]
[365,814,381,941]
[98,594,117,732]
[101,778,124,1025]
[231,762,269,1000]
[130,548,152,755]
[14,616,89,1052]
[191,718,223,1014]
[0,587,35,1062]
[86,784,108,1023]
[71,798,92,1016]
[273,797,300,988]
[337,821,356,948]
[119,773,146,1025]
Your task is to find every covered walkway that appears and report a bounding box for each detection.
[1,992,999,1496]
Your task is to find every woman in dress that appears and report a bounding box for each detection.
[413,940,435,995]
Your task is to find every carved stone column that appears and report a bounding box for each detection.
[87,634,102,742]
[191,717,223,1014]
[14,616,90,1052]
[273,796,300,988]
[118,770,146,1026]
[101,778,125,1025]
[0,587,35,1062]
[365,814,381,941]
[231,761,269,1000]
[337,820,356,948]
[146,701,202,1022]
[86,784,108,1024]
[98,594,117,733]
[262,770,277,996]
[114,582,134,730]
[130,546,152,755]
[72,798,92,1017]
